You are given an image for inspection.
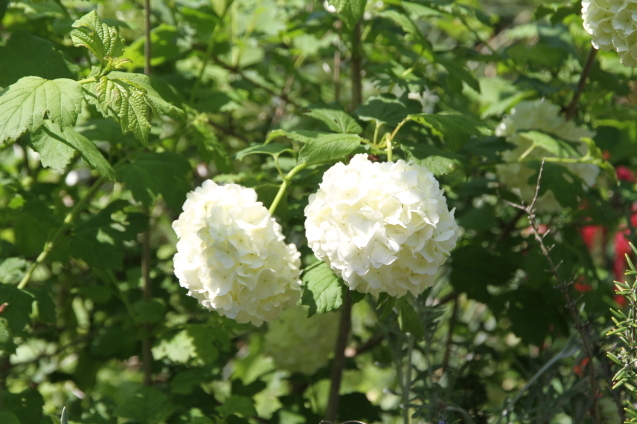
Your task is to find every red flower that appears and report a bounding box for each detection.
[616,166,636,183]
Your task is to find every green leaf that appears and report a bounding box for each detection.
[133,300,166,324]
[93,76,152,145]
[0,258,28,285]
[31,122,116,179]
[108,71,185,121]
[519,130,579,157]
[438,58,480,92]
[235,143,294,161]
[402,143,466,177]
[0,30,73,87]
[408,113,493,150]
[28,287,56,324]
[305,107,363,134]
[216,396,257,419]
[265,129,332,145]
[0,284,34,333]
[71,10,126,61]
[0,412,20,424]
[153,325,224,365]
[328,0,367,28]
[397,298,424,339]
[0,390,44,424]
[0,77,83,145]
[116,152,191,210]
[297,133,361,166]
[301,261,346,316]
[355,96,412,126]
[115,386,174,424]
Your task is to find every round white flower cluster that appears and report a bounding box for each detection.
[582,0,637,67]
[495,100,599,213]
[305,154,459,297]
[172,180,302,326]
[264,307,339,375]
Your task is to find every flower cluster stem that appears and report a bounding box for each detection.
[268,163,306,216]
[325,291,352,422]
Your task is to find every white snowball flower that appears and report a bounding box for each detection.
[305,154,459,298]
[582,0,637,67]
[172,180,302,326]
[264,306,339,375]
[495,100,599,213]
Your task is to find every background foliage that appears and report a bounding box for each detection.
[1,0,637,423]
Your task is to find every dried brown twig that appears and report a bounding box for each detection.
[500,159,601,424]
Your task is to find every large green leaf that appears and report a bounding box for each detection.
[402,143,467,177]
[408,113,492,150]
[0,258,28,285]
[301,261,346,316]
[305,107,363,134]
[297,133,361,166]
[117,152,191,210]
[216,396,257,419]
[355,96,414,126]
[0,77,83,145]
[327,0,367,28]
[108,71,185,121]
[0,390,44,424]
[31,122,116,180]
[94,76,152,145]
[115,387,174,424]
[71,10,126,61]
[265,129,332,145]
[397,298,424,339]
[0,30,73,87]
[0,285,33,334]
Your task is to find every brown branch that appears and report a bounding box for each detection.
[504,160,601,424]
[564,47,598,121]
[325,291,352,422]
[346,333,384,357]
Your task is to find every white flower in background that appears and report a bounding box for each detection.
[264,306,339,375]
[407,88,439,114]
[495,100,599,212]
[172,180,302,326]
[582,0,637,67]
[305,154,459,298]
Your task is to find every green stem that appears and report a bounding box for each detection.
[386,135,393,162]
[18,177,106,290]
[402,335,414,424]
[268,163,306,216]
[372,121,382,144]
[390,117,411,141]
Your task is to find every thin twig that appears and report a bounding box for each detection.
[142,0,153,387]
[564,47,598,121]
[504,160,601,424]
[325,291,352,422]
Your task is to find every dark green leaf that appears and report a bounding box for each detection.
[355,96,413,126]
[0,390,44,424]
[0,284,34,333]
[117,152,191,210]
[402,143,466,177]
[216,396,257,419]
[266,129,332,145]
[133,300,166,324]
[0,412,20,424]
[305,107,362,134]
[297,133,361,166]
[408,113,492,150]
[0,77,83,145]
[115,386,174,424]
[0,30,73,87]
[397,298,424,339]
[328,0,367,28]
[301,261,345,316]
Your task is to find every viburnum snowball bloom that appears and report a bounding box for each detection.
[582,0,637,67]
[305,154,459,297]
[264,307,339,375]
[172,180,302,326]
[496,100,599,213]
